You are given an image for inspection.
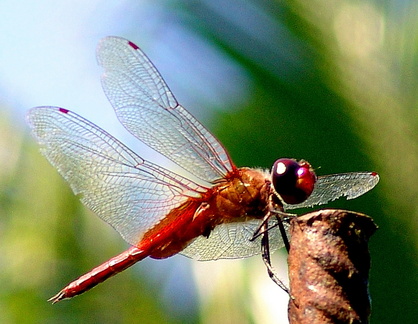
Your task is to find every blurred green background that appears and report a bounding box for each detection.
[1,0,417,323]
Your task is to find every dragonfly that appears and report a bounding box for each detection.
[27,37,379,303]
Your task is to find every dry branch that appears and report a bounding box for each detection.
[287,209,377,324]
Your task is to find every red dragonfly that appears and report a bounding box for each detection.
[27,37,379,303]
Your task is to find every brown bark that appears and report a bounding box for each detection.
[287,209,377,324]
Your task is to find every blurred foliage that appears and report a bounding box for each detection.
[184,0,418,322]
[1,0,418,323]
[196,1,418,323]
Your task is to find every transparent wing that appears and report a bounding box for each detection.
[285,172,379,210]
[181,218,287,260]
[97,36,235,183]
[26,107,207,246]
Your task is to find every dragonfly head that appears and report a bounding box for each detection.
[271,158,317,205]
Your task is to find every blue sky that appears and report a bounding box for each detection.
[0,0,249,140]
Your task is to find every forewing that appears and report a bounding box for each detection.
[27,107,206,246]
[97,36,234,183]
[181,218,287,260]
[285,172,379,210]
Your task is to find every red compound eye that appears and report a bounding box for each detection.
[271,158,317,204]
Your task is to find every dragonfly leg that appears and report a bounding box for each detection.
[250,212,280,242]
[260,219,290,293]
[276,215,290,253]
[250,210,292,253]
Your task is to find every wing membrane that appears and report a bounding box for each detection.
[285,172,379,210]
[27,107,206,246]
[181,218,287,260]
[97,36,234,183]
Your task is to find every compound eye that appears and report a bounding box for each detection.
[271,158,317,204]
